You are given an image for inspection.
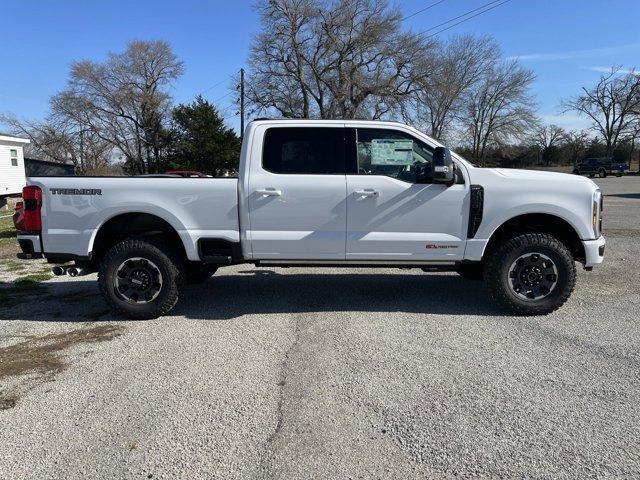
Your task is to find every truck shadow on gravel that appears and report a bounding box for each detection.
[177,270,504,320]
[2,271,503,322]
[605,193,640,199]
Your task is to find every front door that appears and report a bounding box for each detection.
[346,128,468,262]
[248,126,347,260]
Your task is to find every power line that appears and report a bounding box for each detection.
[200,74,235,95]
[423,0,513,38]
[212,90,235,104]
[324,0,447,26]
[416,0,511,37]
[402,0,448,21]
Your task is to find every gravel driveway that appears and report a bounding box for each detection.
[1,176,639,479]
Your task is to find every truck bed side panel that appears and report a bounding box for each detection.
[28,177,239,261]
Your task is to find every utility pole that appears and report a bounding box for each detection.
[239,68,245,139]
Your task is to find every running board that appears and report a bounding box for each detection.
[255,260,457,269]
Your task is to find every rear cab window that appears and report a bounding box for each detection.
[262,127,345,174]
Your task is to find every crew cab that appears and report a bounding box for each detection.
[573,157,627,178]
[15,120,606,319]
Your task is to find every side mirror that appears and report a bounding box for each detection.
[433,147,454,185]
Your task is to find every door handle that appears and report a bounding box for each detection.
[354,189,379,197]
[256,188,282,196]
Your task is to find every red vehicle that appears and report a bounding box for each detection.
[12,200,24,231]
[165,170,208,178]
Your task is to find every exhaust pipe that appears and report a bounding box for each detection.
[52,266,67,276]
[67,267,92,277]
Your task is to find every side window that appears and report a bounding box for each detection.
[356,129,433,183]
[262,127,345,174]
[10,149,18,167]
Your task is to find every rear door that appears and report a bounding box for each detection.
[345,127,468,262]
[247,126,347,260]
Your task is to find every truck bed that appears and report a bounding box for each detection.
[27,176,240,261]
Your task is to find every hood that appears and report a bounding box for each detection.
[487,168,598,188]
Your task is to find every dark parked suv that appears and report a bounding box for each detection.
[573,157,626,178]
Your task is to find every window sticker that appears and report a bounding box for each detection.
[371,139,413,165]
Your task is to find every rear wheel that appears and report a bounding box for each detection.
[98,238,184,319]
[598,168,607,178]
[484,232,575,315]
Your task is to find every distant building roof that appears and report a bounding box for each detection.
[0,134,30,144]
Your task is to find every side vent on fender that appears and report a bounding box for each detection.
[467,185,484,238]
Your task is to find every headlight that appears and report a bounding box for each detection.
[592,189,602,237]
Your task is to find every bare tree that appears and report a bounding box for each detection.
[562,67,640,157]
[531,123,566,165]
[0,114,112,174]
[51,40,184,174]
[403,35,500,141]
[461,59,536,165]
[563,129,590,164]
[247,0,428,120]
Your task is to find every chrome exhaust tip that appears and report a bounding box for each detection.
[67,267,91,277]
[52,266,67,276]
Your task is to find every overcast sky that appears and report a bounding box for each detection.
[1,0,639,134]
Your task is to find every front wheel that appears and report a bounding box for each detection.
[598,169,607,178]
[98,238,184,319]
[484,233,576,315]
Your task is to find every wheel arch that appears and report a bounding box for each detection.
[89,211,190,265]
[482,213,586,263]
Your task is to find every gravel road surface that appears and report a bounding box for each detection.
[1,176,639,479]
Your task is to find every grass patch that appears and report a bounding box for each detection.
[15,273,52,285]
[1,261,26,272]
[0,273,51,308]
[0,216,19,260]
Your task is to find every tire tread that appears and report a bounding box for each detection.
[484,232,576,315]
[98,237,184,320]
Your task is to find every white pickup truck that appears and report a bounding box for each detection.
[15,119,605,319]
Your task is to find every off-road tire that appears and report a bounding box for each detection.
[455,263,483,280]
[186,264,218,284]
[484,232,575,315]
[98,237,185,320]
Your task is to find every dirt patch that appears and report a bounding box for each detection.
[0,393,18,410]
[0,325,124,409]
[0,325,123,381]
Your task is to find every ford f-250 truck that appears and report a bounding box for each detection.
[15,120,606,319]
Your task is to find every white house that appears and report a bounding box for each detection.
[0,134,30,207]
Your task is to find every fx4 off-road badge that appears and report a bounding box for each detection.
[50,188,102,195]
